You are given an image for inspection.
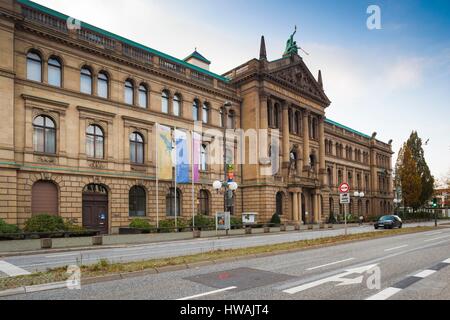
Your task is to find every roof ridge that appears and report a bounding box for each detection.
[325,118,372,139]
[17,0,228,82]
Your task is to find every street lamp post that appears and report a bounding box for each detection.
[393,198,401,216]
[353,191,365,226]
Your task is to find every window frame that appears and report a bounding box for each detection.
[129,186,147,217]
[130,132,145,164]
[124,79,135,105]
[161,90,170,114]
[97,71,109,99]
[27,51,43,82]
[47,56,62,87]
[33,115,56,155]
[80,66,93,95]
[86,124,105,159]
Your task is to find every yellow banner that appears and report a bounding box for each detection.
[157,125,173,180]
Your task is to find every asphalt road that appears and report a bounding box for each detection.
[0,221,441,277]
[2,225,450,300]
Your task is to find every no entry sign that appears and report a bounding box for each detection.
[339,182,350,194]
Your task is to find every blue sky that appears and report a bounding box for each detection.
[33,0,450,182]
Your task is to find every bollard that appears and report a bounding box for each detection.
[92,236,103,246]
[40,238,52,249]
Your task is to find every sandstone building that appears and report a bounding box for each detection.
[0,0,394,233]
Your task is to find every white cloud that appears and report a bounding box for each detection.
[384,57,424,91]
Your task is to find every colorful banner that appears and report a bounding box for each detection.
[192,132,201,183]
[157,125,173,180]
[175,129,190,184]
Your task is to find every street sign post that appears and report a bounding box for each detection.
[339,183,351,236]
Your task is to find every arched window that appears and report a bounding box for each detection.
[80,66,93,94]
[97,72,109,99]
[192,99,199,121]
[327,168,333,186]
[86,125,104,159]
[227,110,235,129]
[161,90,169,113]
[173,94,181,116]
[129,186,146,217]
[27,51,42,82]
[276,192,284,215]
[130,132,144,164]
[125,79,134,105]
[33,115,56,154]
[273,103,280,128]
[200,144,207,171]
[198,190,210,216]
[48,57,62,87]
[219,107,224,127]
[138,84,148,108]
[32,181,58,216]
[202,102,209,124]
[166,188,181,217]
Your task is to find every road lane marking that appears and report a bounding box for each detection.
[414,270,436,278]
[366,287,402,300]
[443,258,450,264]
[45,253,79,258]
[384,245,408,252]
[0,261,31,277]
[306,258,355,271]
[177,286,237,300]
[425,232,443,236]
[424,235,450,242]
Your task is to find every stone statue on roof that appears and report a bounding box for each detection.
[284,26,299,56]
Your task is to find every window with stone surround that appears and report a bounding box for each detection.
[48,56,62,87]
[98,72,109,99]
[129,186,146,217]
[130,132,144,164]
[27,51,42,82]
[86,124,104,159]
[33,115,56,154]
[80,66,93,95]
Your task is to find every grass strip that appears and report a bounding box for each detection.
[0,226,435,291]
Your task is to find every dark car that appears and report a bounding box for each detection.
[374,215,403,230]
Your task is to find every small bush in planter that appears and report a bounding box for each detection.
[0,219,20,234]
[270,213,281,226]
[159,219,189,232]
[230,216,243,229]
[24,214,65,233]
[192,215,215,230]
[129,218,153,232]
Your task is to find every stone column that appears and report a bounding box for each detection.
[302,110,310,171]
[292,192,299,221]
[260,94,268,130]
[282,102,290,165]
[298,191,303,224]
[314,192,320,223]
[319,116,326,184]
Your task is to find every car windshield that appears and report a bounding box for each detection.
[380,216,394,221]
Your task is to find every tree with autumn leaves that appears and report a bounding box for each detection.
[395,132,435,211]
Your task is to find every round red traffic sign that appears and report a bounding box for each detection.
[339,182,350,194]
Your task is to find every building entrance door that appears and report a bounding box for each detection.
[82,184,109,234]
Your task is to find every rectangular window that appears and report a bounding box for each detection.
[48,65,61,87]
[27,60,42,82]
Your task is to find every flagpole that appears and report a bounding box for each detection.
[191,130,195,229]
[174,127,178,232]
[155,123,159,229]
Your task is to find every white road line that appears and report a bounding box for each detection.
[443,258,450,264]
[45,253,79,258]
[176,286,237,300]
[306,258,355,271]
[414,270,436,278]
[426,232,443,236]
[384,245,408,252]
[0,261,31,277]
[424,235,450,242]
[366,287,402,300]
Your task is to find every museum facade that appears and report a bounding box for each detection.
[0,0,394,233]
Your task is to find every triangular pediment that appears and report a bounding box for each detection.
[268,57,330,105]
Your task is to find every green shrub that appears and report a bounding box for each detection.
[158,218,189,232]
[24,215,65,233]
[129,218,153,231]
[270,213,281,226]
[192,215,215,229]
[230,216,243,229]
[0,219,20,234]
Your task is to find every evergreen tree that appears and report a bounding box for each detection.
[406,131,435,206]
[399,146,422,210]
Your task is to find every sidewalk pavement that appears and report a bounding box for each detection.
[0,223,357,256]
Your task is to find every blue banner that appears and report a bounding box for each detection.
[175,130,190,184]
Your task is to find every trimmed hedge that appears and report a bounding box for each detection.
[270,213,281,226]
[0,219,20,234]
[129,218,153,231]
[24,215,66,233]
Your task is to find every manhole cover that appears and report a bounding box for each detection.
[184,268,296,292]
